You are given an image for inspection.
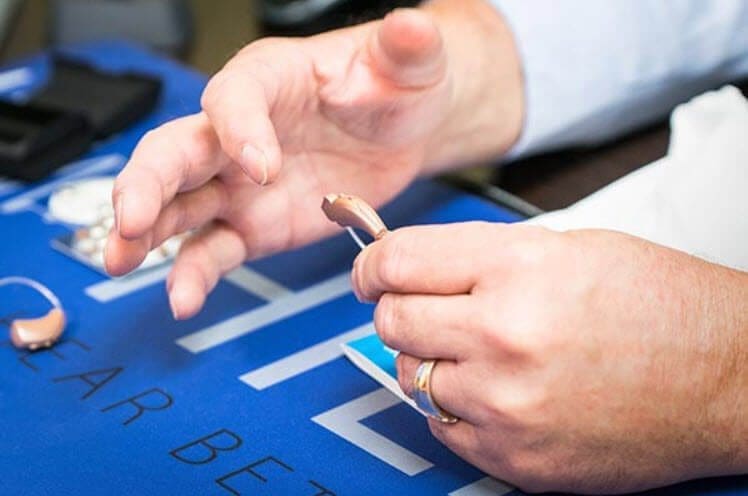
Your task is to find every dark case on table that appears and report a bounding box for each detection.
[0,101,92,181]
[0,57,162,182]
[32,56,162,138]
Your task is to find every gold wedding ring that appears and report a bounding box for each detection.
[413,359,459,424]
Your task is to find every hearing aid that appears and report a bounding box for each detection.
[322,193,390,249]
[0,277,66,350]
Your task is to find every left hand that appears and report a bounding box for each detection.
[352,222,747,494]
[104,0,523,320]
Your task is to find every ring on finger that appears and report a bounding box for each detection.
[412,359,459,424]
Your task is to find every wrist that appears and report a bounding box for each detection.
[684,262,748,479]
[419,0,524,174]
[705,265,748,476]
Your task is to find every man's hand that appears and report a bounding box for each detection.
[353,222,748,494]
[104,0,523,320]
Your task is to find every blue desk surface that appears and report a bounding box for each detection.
[0,42,745,496]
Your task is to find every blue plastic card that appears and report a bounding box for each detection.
[342,333,420,411]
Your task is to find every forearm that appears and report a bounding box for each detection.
[706,264,748,477]
[419,0,523,174]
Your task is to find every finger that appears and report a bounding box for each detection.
[167,222,248,320]
[200,58,283,186]
[150,179,229,248]
[427,417,482,465]
[105,179,230,276]
[353,223,497,302]
[395,353,478,423]
[368,8,446,88]
[113,113,231,240]
[428,419,520,491]
[104,228,151,277]
[374,293,473,360]
[395,352,421,398]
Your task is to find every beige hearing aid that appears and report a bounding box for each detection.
[322,193,389,248]
[1,277,66,350]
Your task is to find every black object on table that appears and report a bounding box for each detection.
[32,57,162,139]
[0,100,91,182]
[0,56,162,182]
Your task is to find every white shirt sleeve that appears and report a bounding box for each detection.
[490,0,748,158]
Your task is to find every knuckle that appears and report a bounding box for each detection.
[463,220,494,235]
[135,129,162,156]
[200,71,234,111]
[479,328,507,357]
[476,316,519,356]
[477,306,548,361]
[140,128,159,144]
[201,72,265,146]
[502,226,556,268]
[485,384,547,432]
[507,240,546,270]
[238,36,286,56]
[140,124,174,156]
[199,80,216,112]
[502,328,545,360]
[158,117,185,136]
[469,300,498,340]
[234,38,299,76]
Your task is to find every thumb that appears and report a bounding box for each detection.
[368,8,446,89]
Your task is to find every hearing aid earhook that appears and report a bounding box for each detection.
[0,277,66,350]
[321,193,390,250]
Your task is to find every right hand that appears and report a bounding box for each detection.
[106,9,454,319]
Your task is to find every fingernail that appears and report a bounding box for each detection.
[115,194,124,234]
[351,250,368,302]
[351,268,363,303]
[169,294,180,320]
[241,144,269,186]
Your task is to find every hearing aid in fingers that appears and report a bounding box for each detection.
[321,193,389,249]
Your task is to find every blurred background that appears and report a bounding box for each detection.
[3,0,714,212]
[0,0,419,73]
[2,0,525,204]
